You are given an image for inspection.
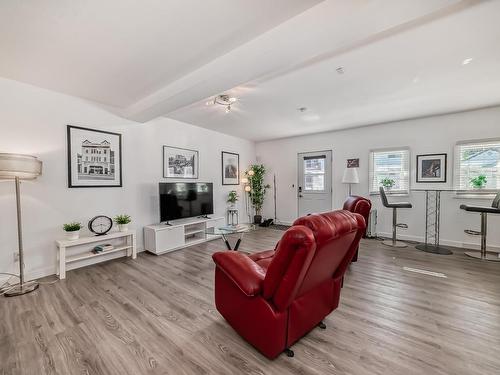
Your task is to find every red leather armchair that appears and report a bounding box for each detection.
[212,210,366,359]
[343,195,371,261]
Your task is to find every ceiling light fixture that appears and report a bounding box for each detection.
[211,94,237,113]
[297,107,308,112]
[336,66,345,74]
[462,58,473,65]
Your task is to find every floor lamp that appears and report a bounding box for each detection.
[342,167,359,197]
[0,153,43,297]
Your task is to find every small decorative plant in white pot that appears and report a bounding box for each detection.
[63,222,82,240]
[380,178,396,190]
[470,175,487,189]
[227,190,238,209]
[114,214,131,232]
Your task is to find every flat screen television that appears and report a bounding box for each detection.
[159,182,213,222]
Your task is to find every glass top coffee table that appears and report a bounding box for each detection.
[205,224,256,250]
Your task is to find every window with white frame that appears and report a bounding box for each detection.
[369,148,410,194]
[454,139,500,192]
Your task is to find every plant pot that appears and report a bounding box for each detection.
[254,215,262,224]
[65,230,80,241]
[118,224,129,232]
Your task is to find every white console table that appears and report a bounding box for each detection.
[56,230,136,279]
[144,216,225,255]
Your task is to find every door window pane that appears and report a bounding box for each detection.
[304,156,326,191]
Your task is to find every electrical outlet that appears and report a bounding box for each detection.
[13,252,19,262]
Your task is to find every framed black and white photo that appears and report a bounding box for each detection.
[222,151,239,185]
[416,153,447,183]
[67,125,122,188]
[163,146,198,179]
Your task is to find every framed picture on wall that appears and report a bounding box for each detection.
[416,153,447,183]
[163,146,199,179]
[67,125,122,188]
[221,151,239,185]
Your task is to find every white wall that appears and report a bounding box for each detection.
[256,106,500,250]
[0,78,255,280]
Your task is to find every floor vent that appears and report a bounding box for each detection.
[403,267,447,278]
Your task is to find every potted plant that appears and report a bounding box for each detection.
[114,214,132,232]
[227,190,238,208]
[245,164,271,224]
[470,175,487,189]
[63,222,82,240]
[380,178,396,190]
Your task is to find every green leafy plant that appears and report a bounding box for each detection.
[114,214,132,224]
[245,164,271,215]
[470,175,487,189]
[380,178,396,189]
[227,190,238,204]
[63,222,82,232]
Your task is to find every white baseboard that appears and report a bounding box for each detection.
[275,220,293,226]
[13,248,147,282]
[377,232,500,252]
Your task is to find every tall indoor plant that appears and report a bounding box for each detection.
[245,164,271,224]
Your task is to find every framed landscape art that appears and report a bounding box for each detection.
[163,146,199,179]
[222,151,239,185]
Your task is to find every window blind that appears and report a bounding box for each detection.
[454,139,500,192]
[369,148,410,194]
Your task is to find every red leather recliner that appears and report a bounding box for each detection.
[343,196,371,261]
[212,210,366,359]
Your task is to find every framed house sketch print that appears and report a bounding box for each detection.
[163,146,199,179]
[222,151,240,185]
[67,125,122,188]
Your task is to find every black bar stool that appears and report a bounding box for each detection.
[379,187,413,248]
[460,192,500,262]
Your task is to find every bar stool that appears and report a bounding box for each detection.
[460,192,500,262]
[379,187,412,248]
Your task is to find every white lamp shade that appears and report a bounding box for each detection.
[241,177,249,184]
[0,153,42,180]
[342,168,359,184]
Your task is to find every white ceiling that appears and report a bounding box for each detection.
[169,0,500,141]
[0,0,321,108]
[2,0,500,142]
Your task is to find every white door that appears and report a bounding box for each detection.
[298,151,332,217]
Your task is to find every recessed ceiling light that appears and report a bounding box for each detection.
[297,107,308,112]
[336,67,345,74]
[462,58,473,65]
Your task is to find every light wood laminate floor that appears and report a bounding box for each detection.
[1,229,500,375]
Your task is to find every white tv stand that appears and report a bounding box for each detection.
[144,216,225,255]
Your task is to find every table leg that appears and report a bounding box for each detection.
[59,246,66,280]
[132,233,137,259]
[222,234,232,250]
[416,190,452,255]
[234,239,241,250]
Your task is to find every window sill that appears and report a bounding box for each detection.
[453,193,496,200]
[370,192,410,198]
